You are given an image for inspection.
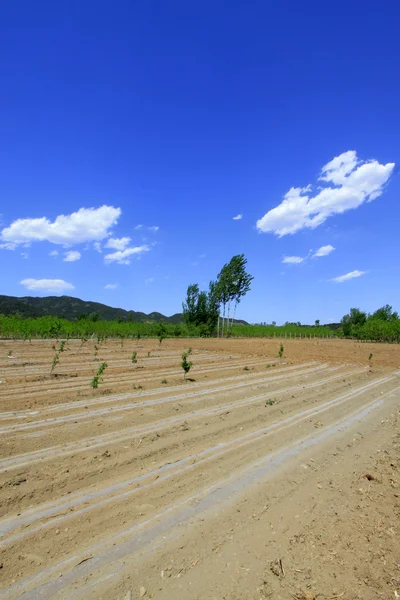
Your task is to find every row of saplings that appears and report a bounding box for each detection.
[90,348,193,388]
[48,340,194,388]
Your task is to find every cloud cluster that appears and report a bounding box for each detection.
[257,151,395,236]
[233,214,243,221]
[104,245,150,265]
[1,206,121,246]
[20,278,75,293]
[104,283,117,290]
[282,244,335,265]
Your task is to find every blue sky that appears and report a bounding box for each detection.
[0,1,399,324]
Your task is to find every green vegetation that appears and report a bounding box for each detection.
[265,398,276,406]
[243,366,250,371]
[161,378,168,384]
[341,305,400,343]
[278,343,284,359]
[181,348,193,380]
[91,362,108,389]
[50,340,66,374]
[131,351,137,364]
[182,253,253,337]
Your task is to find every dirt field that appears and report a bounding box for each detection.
[0,338,399,600]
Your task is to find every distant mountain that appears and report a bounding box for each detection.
[0,294,248,325]
[0,295,183,323]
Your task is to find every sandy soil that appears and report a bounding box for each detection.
[0,338,399,599]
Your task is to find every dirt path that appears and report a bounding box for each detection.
[0,339,399,599]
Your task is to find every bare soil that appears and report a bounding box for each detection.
[0,338,399,599]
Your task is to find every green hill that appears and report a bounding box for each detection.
[0,294,248,325]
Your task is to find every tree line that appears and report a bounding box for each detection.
[341,304,400,342]
[182,254,253,336]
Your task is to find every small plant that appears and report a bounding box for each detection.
[147,351,151,358]
[132,351,137,364]
[50,340,66,374]
[278,343,284,359]
[265,398,276,406]
[161,378,168,384]
[266,364,271,369]
[8,350,12,357]
[368,352,373,363]
[243,366,250,371]
[181,348,193,380]
[91,362,108,389]
[94,344,98,358]
[137,384,143,390]
[51,353,59,373]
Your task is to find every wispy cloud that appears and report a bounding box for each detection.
[233,214,243,221]
[104,283,117,290]
[330,270,367,283]
[135,224,159,232]
[256,151,395,236]
[93,242,102,253]
[63,250,81,262]
[0,242,17,250]
[49,250,59,257]
[20,278,75,292]
[282,255,305,264]
[1,205,121,246]
[312,244,335,258]
[104,245,150,265]
[21,252,29,259]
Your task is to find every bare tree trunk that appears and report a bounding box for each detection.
[227,299,231,335]
[232,301,237,330]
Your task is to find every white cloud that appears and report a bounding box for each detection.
[21,252,29,259]
[49,250,59,257]
[135,224,159,232]
[282,255,305,264]
[20,278,75,293]
[233,214,243,220]
[105,283,117,290]
[93,242,102,253]
[105,237,131,251]
[145,277,154,284]
[330,270,367,283]
[312,244,335,258]
[256,151,395,236]
[1,205,121,246]
[0,242,17,250]
[63,250,81,262]
[104,245,150,265]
